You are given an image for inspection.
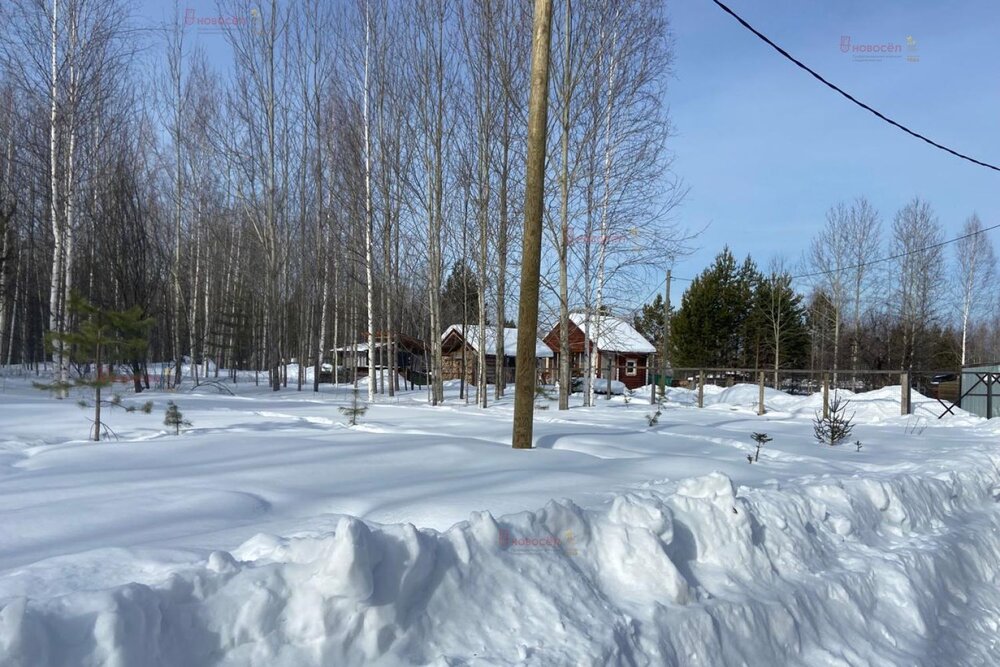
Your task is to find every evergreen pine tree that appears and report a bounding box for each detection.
[755,271,810,372]
[736,256,764,368]
[339,387,369,426]
[806,289,838,370]
[440,262,481,328]
[35,292,153,441]
[749,432,772,462]
[671,247,757,368]
[813,393,855,445]
[633,293,667,349]
[163,401,191,435]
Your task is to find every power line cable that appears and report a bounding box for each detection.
[709,0,1000,173]
[627,2,1000,312]
[793,220,1000,280]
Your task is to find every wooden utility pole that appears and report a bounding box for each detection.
[512,0,554,449]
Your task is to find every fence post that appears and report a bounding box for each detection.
[822,373,830,420]
[758,371,766,416]
[900,372,910,416]
[698,370,705,408]
[987,373,994,419]
[957,370,964,409]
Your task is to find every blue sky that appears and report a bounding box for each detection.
[663,0,1000,291]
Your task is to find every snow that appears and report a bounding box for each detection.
[1,373,1000,665]
[441,324,554,358]
[568,312,656,354]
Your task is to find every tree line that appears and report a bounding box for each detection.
[635,196,998,378]
[0,0,686,409]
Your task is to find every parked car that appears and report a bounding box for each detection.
[929,373,959,402]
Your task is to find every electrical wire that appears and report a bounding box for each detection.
[793,221,1000,280]
[709,0,1000,172]
[629,0,999,312]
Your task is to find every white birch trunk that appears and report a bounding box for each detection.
[48,0,65,394]
[557,0,571,410]
[595,17,619,401]
[363,1,376,403]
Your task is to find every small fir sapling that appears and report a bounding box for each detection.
[749,432,772,462]
[813,392,855,446]
[34,292,154,441]
[339,387,369,426]
[535,384,554,409]
[164,401,192,435]
[855,440,863,452]
[646,403,663,427]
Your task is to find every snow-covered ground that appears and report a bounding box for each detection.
[1,370,999,665]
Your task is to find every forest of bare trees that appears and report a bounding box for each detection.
[801,196,999,374]
[0,0,993,407]
[0,0,685,403]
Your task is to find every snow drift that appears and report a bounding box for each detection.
[5,453,1000,666]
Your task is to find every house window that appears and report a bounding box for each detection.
[625,358,638,376]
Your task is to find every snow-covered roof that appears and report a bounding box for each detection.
[568,313,656,354]
[442,324,554,358]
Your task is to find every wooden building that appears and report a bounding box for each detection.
[441,324,553,386]
[331,332,426,384]
[542,313,656,390]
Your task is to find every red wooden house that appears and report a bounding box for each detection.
[542,313,656,390]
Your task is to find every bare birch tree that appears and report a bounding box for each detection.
[954,213,995,365]
[808,203,850,382]
[891,197,944,370]
[845,196,880,377]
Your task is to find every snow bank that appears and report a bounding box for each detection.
[6,454,1000,666]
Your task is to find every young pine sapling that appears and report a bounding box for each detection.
[164,401,192,435]
[813,392,855,446]
[749,432,772,462]
[35,292,154,441]
[535,384,554,410]
[339,387,369,426]
[646,402,663,427]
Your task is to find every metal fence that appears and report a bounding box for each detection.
[958,364,1000,419]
